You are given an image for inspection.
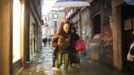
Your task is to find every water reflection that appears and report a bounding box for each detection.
[18,46,128,75]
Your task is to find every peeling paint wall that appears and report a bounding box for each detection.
[87,0,113,67]
[80,7,92,57]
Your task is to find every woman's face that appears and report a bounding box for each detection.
[71,28,75,33]
[63,23,70,33]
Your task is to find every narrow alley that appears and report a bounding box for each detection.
[17,45,128,75]
[1,0,134,75]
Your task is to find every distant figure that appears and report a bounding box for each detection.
[47,37,51,46]
[43,38,47,46]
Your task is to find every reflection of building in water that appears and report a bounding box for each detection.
[42,9,65,37]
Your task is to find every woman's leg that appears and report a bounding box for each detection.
[75,52,81,68]
[63,53,69,70]
[76,51,80,64]
[57,53,62,68]
[52,54,56,67]
[52,49,56,67]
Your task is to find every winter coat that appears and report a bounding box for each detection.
[70,32,79,49]
[50,36,59,48]
[58,34,71,53]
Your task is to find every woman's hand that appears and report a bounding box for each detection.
[65,37,70,42]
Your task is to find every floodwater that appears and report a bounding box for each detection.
[17,45,128,75]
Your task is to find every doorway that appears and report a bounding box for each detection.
[121,4,134,73]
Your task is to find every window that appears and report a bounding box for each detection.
[54,21,57,28]
[53,13,58,19]
[93,14,101,34]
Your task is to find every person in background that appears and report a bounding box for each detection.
[69,24,80,68]
[50,35,59,68]
[47,37,51,46]
[43,37,47,46]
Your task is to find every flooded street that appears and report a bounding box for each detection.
[18,45,128,75]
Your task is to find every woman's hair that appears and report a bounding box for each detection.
[56,21,71,35]
[71,26,77,33]
[69,21,77,33]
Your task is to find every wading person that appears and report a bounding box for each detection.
[50,35,59,68]
[69,24,80,68]
[54,21,72,70]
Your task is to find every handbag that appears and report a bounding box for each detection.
[75,39,85,51]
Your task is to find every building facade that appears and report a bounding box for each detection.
[65,0,134,73]
[42,9,65,37]
[0,0,42,75]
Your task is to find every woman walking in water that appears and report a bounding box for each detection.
[51,21,72,70]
